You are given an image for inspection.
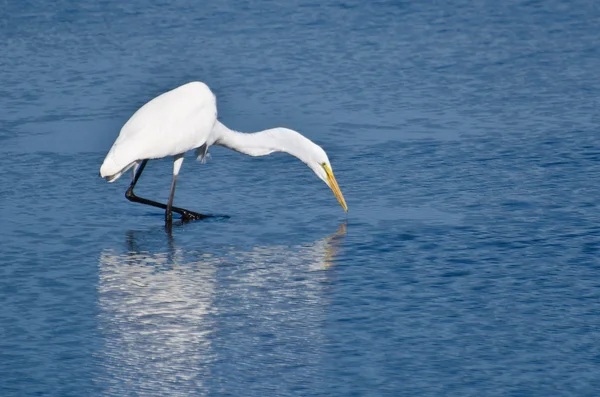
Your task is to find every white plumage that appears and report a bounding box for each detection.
[101,82,217,181]
[100,81,347,223]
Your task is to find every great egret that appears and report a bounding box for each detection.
[100,81,348,223]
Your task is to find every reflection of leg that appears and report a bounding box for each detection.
[124,158,208,222]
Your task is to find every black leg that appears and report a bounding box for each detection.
[125,160,208,222]
[165,174,178,224]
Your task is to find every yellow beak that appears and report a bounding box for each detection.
[323,164,348,212]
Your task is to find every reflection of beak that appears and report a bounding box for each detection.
[323,165,348,212]
[321,221,347,270]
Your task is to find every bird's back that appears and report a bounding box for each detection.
[100,82,217,179]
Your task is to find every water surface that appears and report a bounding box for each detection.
[1,0,600,396]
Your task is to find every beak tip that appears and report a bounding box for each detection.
[326,168,347,213]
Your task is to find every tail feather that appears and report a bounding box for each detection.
[100,155,137,183]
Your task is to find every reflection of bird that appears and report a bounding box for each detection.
[97,247,218,394]
[319,221,347,270]
[99,81,348,223]
[96,222,346,394]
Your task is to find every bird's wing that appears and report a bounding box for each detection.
[101,82,217,179]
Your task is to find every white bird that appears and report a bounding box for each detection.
[100,81,348,223]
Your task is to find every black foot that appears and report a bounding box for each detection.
[180,210,209,222]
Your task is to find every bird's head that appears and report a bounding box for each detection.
[217,125,348,212]
[306,145,348,213]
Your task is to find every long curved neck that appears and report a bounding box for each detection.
[211,120,312,161]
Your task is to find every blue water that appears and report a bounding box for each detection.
[2,0,600,395]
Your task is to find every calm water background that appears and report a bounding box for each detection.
[1,0,600,395]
